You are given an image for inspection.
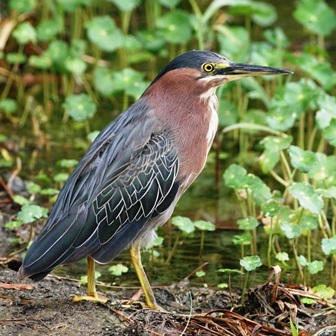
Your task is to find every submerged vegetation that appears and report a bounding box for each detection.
[0,0,335,319]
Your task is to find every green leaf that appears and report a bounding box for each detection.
[79,271,101,285]
[63,94,96,121]
[147,236,164,249]
[276,252,289,262]
[17,204,47,223]
[317,186,336,199]
[136,29,165,52]
[281,221,302,239]
[0,99,17,115]
[223,164,247,190]
[299,215,318,231]
[196,270,206,277]
[244,174,272,205]
[240,255,262,271]
[229,1,277,27]
[267,81,315,131]
[108,264,129,276]
[5,221,23,229]
[57,0,91,12]
[259,149,280,173]
[217,283,228,288]
[9,0,37,13]
[157,10,192,44]
[29,55,52,69]
[322,119,336,147]
[301,297,316,305]
[289,183,324,215]
[93,67,115,97]
[308,154,336,186]
[12,22,36,44]
[86,16,123,52]
[26,182,41,194]
[259,136,292,172]
[237,216,258,230]
[307,260,323,274]
[321,236,336,255]
[232,233,251,245]
[108,0,141,11]
[288,146,317,173]
[57,159,78,168]
[312,284,335,300]
[40,188,59,196]
[194,220,215,231]
[261,199,281,217]
[296,255,307,267]
[316,94,336,130]
[37,20,60,42]
[260,136,292,151]
[6,53,27,64]
[45,40,69,72]
[65,57,87,75]
[111,68,146,99]
[217,26,250,61]
[171,216,195,234]
[224,163,272,202]
[13,195,30,206]
[53,173,69,183]
[293,0,336,36]
[88,131,100,142]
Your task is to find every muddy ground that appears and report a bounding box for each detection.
[1,264,335,336]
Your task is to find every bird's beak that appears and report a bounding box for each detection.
[217,62,293,80]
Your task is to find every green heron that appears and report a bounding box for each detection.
[19,50,291,310]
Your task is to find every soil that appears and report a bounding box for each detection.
[1,264,335,336]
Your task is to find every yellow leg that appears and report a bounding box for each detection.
[130,242,164,311]
[73,256,109,303]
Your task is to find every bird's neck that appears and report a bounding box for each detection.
[145,77,219,189]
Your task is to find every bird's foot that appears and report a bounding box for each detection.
[72,292,109,303]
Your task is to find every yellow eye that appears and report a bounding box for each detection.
[202,63,214,72]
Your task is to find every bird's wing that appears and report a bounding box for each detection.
[20,99,179,279]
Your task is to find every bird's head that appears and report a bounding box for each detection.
[145,50,292,97]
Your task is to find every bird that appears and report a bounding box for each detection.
[18,50,291,310]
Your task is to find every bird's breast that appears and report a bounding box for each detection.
[174,94,219,190]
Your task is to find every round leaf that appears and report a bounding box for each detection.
[288,146,317,173]
[108,264,129,276]
[307,260,323,274]
[289,183,324,215]
[63,94,96,121]
[12,22,36,44]
[86,16,123,52]
[17,204,47,223]
[240,255,262,272]
[321,236,336,255]
[171,216,195,234]
[9,0,37,13]
[281,221,302,239]
[157,10,192,44]
[193,220,215,231]
[37,20,60,42]
[237,216,258,230]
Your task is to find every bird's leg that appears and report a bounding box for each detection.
[130,242,165,311]
[72,256,109,303]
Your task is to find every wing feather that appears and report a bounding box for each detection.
[19,98,180,280]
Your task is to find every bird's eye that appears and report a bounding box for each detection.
[202,63,214,72]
